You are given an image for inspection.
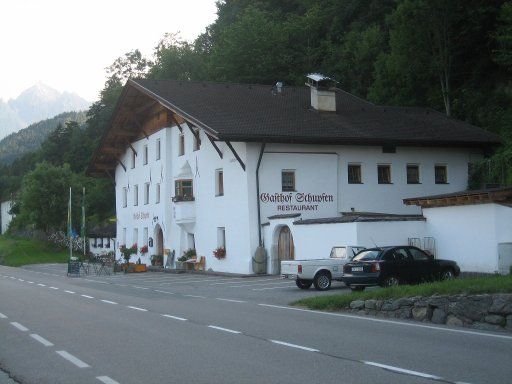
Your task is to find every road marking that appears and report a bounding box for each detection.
[115,284,128,287]
[101,300,118,305]
[0,312,7,319]
[49,287,59,290]
[127,306,148,312]
[56,350,90,368]
[363,361,442,380]
[184,294,206,299]
[133,286,149,290]
[18,279,24,282]
[208,325,241,334]
[27,281,34,284]
[154,289,175,294]
[65,290,75,294]
[270,339,318,352]
[252,286,292,291]
[215,298,246,303]
[161,314,187,321]
[228,281,292,288]
[96,376,120,384]
[210,278,279,286]
[258,304,512,340]
[30,334,54,347]
[81,295,94,299]
[37,283,46,287]
[10,322,29,331]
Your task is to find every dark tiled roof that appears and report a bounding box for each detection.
[267,213,302,220]
[88,223,116,238]
[293,213,425,225]
[404,187,512,208]
[130,79,501,147]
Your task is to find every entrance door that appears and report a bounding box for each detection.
[155,225,164,256]
[277,226,294,273]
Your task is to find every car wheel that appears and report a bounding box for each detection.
[350,286,365,292]
[381,276,399,287]
[440,268,455,281]
[313,272,331,291]
[295,279,313,289]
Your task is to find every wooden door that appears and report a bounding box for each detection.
[278,226,294,273]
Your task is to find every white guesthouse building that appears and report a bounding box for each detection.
[88,75,501,275]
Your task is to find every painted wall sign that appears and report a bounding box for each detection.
[133,211,150,220]
[260,192,334,212]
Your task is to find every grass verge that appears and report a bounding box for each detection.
[0,235,69,267]
[292,275,512,311]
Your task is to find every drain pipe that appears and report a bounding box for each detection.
[256,142,266,245]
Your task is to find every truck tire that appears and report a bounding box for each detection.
[313,271,331,291]
[295,279,313,289]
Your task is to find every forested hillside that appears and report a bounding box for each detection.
[0,111,87,165]
[2,0,511,234]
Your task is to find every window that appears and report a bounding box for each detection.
[156,139,161,160]
[156,183,161,204]
[435,165,447,184]
[377,165,391,184]
[106,238,110,248]
[122,228,126,245]
[133,185,138,206]
[144,183,150,205]
[143,227,148,246]
[131,150,136,169]
[179,134,185,156]
[143,145,148,165]
[348,164,362,184]
[281,170,295,192]
[98,238,104,248]
[174,179,194,201]
[122,187,127,208]
[133,228,138,247]
[217,227,226,248]
[193,129,201,151]
[93,238,98,247]
[409,247,429,261]
[407,164,420,184]
[215,169,224,196]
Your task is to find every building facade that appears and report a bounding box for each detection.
[88,76,500,274]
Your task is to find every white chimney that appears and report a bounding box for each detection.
[305,73,337,112]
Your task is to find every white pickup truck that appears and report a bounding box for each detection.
[281,246,365,291]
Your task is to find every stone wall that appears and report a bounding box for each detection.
[348,294,512,332]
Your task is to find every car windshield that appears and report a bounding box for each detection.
[352,250,381,261]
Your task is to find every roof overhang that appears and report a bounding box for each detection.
[403,187,512,208]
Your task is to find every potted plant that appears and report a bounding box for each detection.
[120,244,138,272]
[140,245,148,254]
[213,247,226,260]
[176,248,196,270]
[150,254,163,266]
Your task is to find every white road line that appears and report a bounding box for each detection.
[101,300,118,305]
[10,322,29,331]
[154,289,175,294]
[161,314,187,321]
[228,281,292,288]
[0,312,7,319]
[115,284,128,287]
[27,281,34,284]
[64,290,75,294]
[132,286,149,290]
[258,304,512,340]
[56,350,90,368]
[363,361,442,380]
[18,279,24,282]
[252,286,292,291]
[37,283,46,287]
[208,325,241,334]
[127,306,148,312]
[184,294,206,299]
[96,376,120,384]
[210,278,279,286]
[81,294,94,299]
[49,287,59,290]
[30,333,54,347]
[270,339,318,352]
[215,298,246,303]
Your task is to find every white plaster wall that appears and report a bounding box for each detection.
[494,204,512,244]
[423,204,499,273]
[0,200,13,234]
[356,221,427,248]
[115,128,171,265]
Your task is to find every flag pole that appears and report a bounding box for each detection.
[82,187,86,257]
[69,187,72,261]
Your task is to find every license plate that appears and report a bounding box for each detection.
[352,267,363,272]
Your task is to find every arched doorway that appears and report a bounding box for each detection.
[277,226,294,273]
[154,224,164,256]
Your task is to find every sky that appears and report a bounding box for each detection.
[0,0,218,102]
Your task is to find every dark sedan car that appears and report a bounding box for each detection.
[342,246,460,291]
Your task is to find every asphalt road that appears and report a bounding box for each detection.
[0,264,511,384]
